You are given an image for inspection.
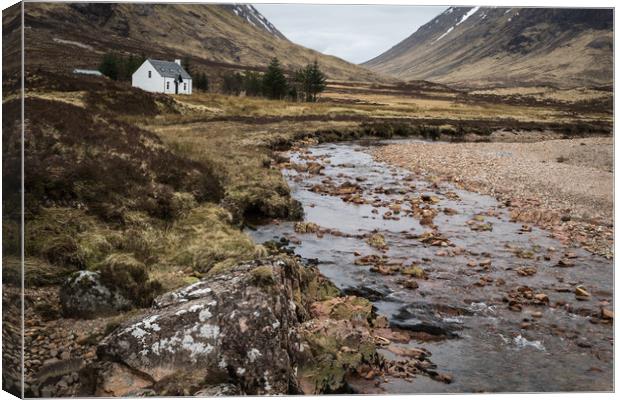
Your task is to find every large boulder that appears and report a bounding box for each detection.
[88,258,308,395]
[59,271,132,318]
[80,257,384,396]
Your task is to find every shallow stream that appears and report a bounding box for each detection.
[248,140,613,393]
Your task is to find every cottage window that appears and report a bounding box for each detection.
[148,71,151,78]
[166,82,170,90]
[184,83,187,90]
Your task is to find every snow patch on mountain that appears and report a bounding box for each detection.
[434,26,454,42]
[228,4,285,39]
[456,7,480,26]
[434,6,480,43]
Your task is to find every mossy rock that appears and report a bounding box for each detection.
[366,233,387,250]
[294,222,320,234]
[60,270,133,318]
[401,265,426,278]
[312,296,374,322]
[299,319,380,394]
[303,273,341,303]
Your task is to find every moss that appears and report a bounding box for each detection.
[250,265,276,286]
[183,276,200,285]
[314,296,374,322]
[299,319,379,394]
[304,274,341,302]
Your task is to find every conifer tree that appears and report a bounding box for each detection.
[293,61,327,102]
[262,57,288,100]
[99,53,119,80]
[304,60,326,102]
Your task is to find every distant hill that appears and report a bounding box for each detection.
[363,7,613,88]
[21,3,384,82]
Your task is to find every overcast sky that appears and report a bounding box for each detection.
[255,5,447,64]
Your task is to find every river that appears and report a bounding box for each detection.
[248,140,613,393]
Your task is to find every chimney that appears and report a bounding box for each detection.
[174,59,181,66]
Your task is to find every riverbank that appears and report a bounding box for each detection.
[374,137,613,258]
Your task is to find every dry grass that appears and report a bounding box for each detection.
[139,82,612,126]
[25,91,88,107]
[469,86,612,103]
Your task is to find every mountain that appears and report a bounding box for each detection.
[363,7,613,88]
[21,3,384,82]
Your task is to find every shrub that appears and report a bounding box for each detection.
[17,98,222,221]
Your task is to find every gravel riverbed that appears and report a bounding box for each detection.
[374,137,613,258]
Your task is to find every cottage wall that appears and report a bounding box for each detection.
[132,61,165,93]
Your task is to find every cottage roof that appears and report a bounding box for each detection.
[148,59,191,80]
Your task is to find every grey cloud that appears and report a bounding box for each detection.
[255,4,447,64]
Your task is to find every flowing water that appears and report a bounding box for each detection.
[248,140,613,393]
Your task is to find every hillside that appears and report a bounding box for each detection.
[363,7,613,88]
[21,3,384,82]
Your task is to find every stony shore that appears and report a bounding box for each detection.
[374,137,613,258]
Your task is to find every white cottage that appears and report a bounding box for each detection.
[132,59,192,95]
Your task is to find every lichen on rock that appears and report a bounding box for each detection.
[59,270,133,318]
[89,257,309,395]
[81,256,385,395]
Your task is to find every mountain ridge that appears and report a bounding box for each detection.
[22,3,386,83]
[363,7,613,88]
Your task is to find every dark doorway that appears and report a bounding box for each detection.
[174,81,178,94]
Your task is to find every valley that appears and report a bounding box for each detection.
[2,2,614,397]
[5,71,613,396]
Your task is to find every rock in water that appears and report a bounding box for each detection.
[59,271,132,318]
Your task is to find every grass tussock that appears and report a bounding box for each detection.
[166,204,259,275]
[97,253,162,307]
[19,187,262,301]
[3,257,74,287]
